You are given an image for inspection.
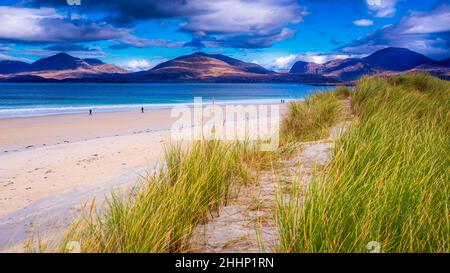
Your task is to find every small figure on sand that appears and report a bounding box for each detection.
[141,106,144,113]
[89,109,92,115]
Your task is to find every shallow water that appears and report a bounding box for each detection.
[0,83,333,118]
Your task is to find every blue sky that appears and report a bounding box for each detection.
[0,0,448,71]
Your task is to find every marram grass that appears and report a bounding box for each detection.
[277,73,449,253]
[29,140,275,253]
[281,90,343,143]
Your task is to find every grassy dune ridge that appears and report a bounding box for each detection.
[278,73,449,252]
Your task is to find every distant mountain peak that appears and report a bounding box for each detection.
[152,52,273,76]
[53,52,73,58]
[30,53,84,71]
[191,52,209,56]
[372,47,412,53]
[363,47,437,71]
[0,52,126,79]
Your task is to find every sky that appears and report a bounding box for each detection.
[0,0,449,71]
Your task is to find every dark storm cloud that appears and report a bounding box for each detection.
[30,0,204,25]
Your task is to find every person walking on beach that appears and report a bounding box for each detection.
[89,109,92,116]
[141,106,144,113]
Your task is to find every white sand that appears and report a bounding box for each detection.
[0,110,177,251]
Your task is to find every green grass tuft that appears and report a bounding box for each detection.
[277,73,450,253]
[281,91,342,143]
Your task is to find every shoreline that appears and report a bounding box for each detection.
[0,108,177,153]
[0,98,291,120]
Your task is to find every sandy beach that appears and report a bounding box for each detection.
[0,103,284,251]
[0,109,179,251]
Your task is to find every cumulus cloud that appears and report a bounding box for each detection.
[341,4,450,59]
[179,0,306,34]
[366,0,399,18]
[122,59,153,71]
[353,19,374,27]
[31,0,308,48]
[0,6,128,43]
[179,0,307,48]
[400,6,450,34]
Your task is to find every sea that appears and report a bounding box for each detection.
[0,83,334,118]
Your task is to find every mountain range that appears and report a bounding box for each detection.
[0,48,448,84]
[290,47,449,81]
[0,53,127,80]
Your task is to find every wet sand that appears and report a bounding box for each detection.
[0,109,177,152]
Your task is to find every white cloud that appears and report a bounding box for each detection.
[271,52,363,71]
[353,19,374,27]
[0,6,128,43]
[342,4,450,59]
[366,0,398,18]
[122,59,152,71]
[179,0,308,48]
[0,7,60,42]
[296,53,359,64]
[0,53,31,62]
[400,5,450,34]
[273,54,298,70]
[180,0,307,35]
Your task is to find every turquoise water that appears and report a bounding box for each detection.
[0,83,333,118]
